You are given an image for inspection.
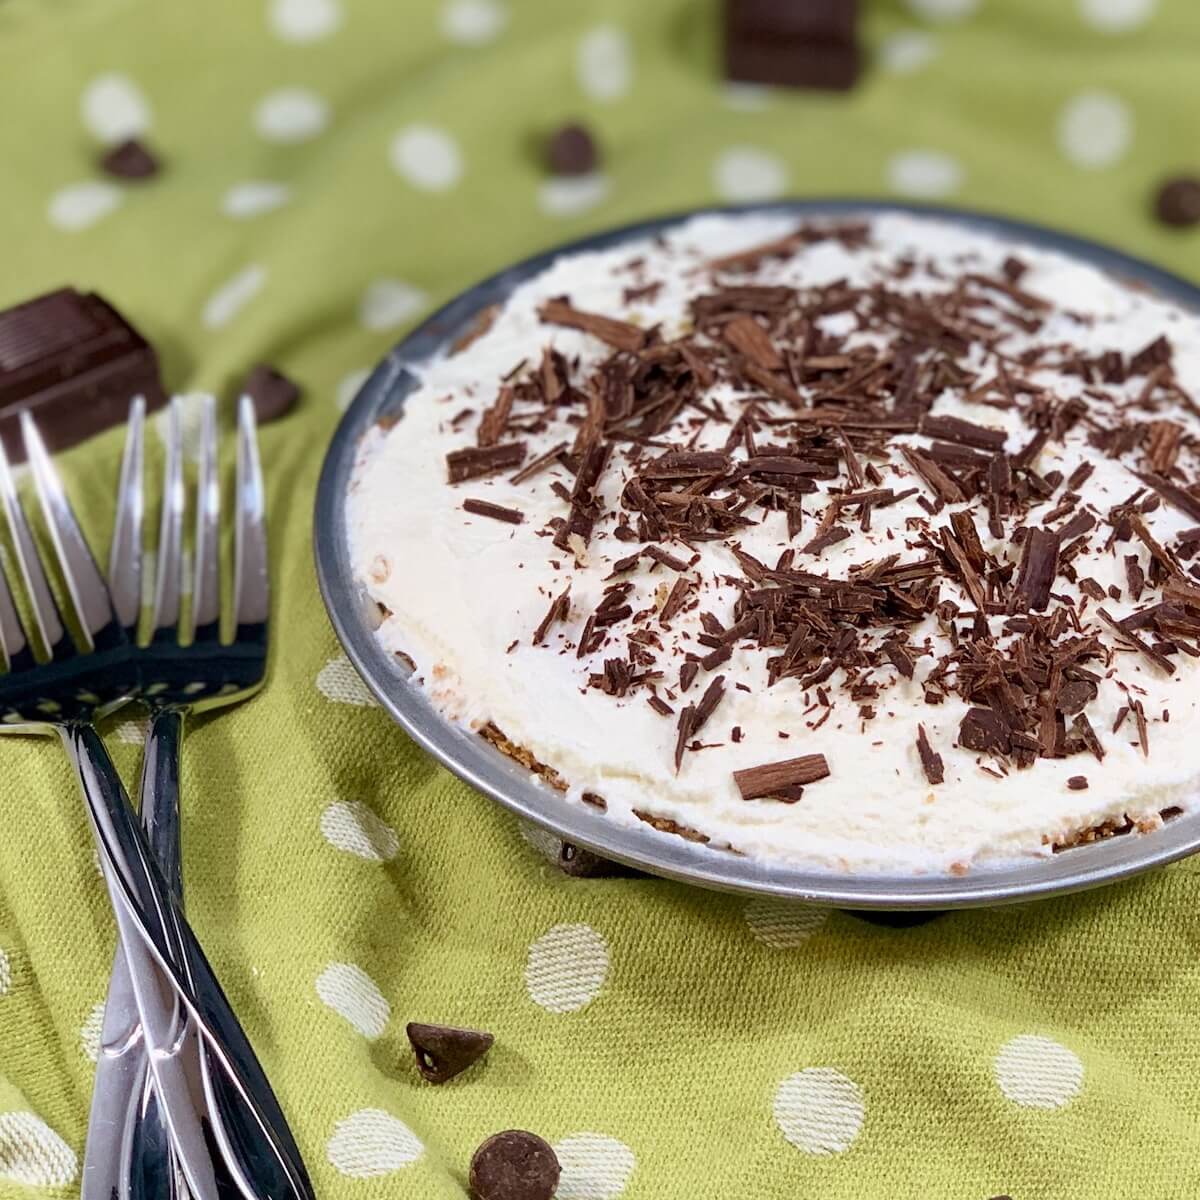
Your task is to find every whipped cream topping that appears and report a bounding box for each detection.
[348,212,1200,874]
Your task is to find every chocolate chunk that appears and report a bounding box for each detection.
[239,363,300,422]
[1067,776,1089,791]
[546,123,599,177]
[727,0,858,40]
[959,707,1011,755]
[100,138,161,180]
[469,1131,560,1200]
[1154,176,1200,228]
[724,0,861,91]
[558,841,644,878]
[916,724,944,785]
[0,287,166,461]
[1057,679,1097,715]
[406,1022,494,1084]
[734,754,830,801]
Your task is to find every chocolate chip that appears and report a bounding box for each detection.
[406,1022,494,1084]
[849,910,947,927]
[1154,176,1200,228]
[546,123,599,177]
[100,138,161,180]
[239,363,301,422]
[469,1131,560,1200]
[558,841,645,878]
[1067,775,1089,791]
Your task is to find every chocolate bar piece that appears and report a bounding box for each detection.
[724,0,861,91]
[725,38,861,90]
[0,288,167,461]
[727,0,858,43]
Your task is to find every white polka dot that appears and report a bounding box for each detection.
[1078,0,1156,32]
[879,31,939,73]
[0,1112,78,1188]
[554,1133,636,1199]
[441,0,507,45]
[537,173,611,218]
[994,1034,1084,1109]
[906,0,979,20]
[316,655,377,706]
[80,1002,106,1062]
[744,900,829,948]
[255,88,329,143]
[315,963,390,1039]
[525,923,609,1013]
[80,74,151,144]
[886,148,964,197]
[0,948,10,994]
[359,279,429,333]
[389,125,464,192]
[773,1068,865,1155]
[202,266,266,330]
[47,182,123,232]
[578,25,633,102]
[222,181,292,219]
[723,83,771,111]
[269,0,342,43]
[336,368,372,412]
[519,820,561,863]
[326,1109,422,1178]
[114,718,149,746]
[1058,90,1133,169]
[713,146,788,202]
[320,801,399,862]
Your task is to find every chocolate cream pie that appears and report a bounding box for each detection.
[347,212,1200,874]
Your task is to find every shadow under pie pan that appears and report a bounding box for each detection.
[314,198,1200,911]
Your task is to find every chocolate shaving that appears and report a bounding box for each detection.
[447,442,527,483]
[1013,529,1060,613]
[1097,607,1176,674]
[532,587,571,645]
[463,498,524,525]
[916,724,944,785]
[539,298,646,352]
[734,754,830,801]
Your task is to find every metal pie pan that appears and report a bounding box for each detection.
[314,199,1200,909]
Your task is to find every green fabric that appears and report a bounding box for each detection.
[2,0,1200,1196]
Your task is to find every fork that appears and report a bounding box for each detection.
[0,407,311,1200]
[0,419,213,1193]
[91,395,309,1200]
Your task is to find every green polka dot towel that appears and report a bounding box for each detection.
[2,0,1200,1196]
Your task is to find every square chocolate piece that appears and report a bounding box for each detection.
[727,0,858,43]
[0,288,167,461]
[724,0,861,92]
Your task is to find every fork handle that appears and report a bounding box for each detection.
[62,722,314,1200]
[84,708,206,1200]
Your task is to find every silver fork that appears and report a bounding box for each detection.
[86,395,310,1200]
[0,418,228,1192]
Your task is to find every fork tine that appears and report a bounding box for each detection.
[22,413,118,654]
[0,434,68,658]
[109,396,145,636]
[152,397,185,643]
[191,396,220,642]
[233,395,269,633]
[0,531,31,672]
